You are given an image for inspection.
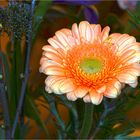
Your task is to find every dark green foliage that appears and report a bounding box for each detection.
[1,0,140,139]
[25,93,49,137]
[57,95,79,138]
[42,92,66,139]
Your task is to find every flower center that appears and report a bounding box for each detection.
[79,58,103,74]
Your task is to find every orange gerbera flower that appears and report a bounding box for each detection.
[40,21,140,105]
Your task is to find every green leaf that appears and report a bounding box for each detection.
[128,19,140,30]
[0,52,11,101]
[25,93,49,137]
[9,40,23,127]
[112,121,135,139]
[103,13,124,33]
[115,136,140,140]
[19,120,30,139]
[50,5,68,15]
[42,92,66,138]
[124,93,140,112]
[6,41,12,64]
[57,95,79,137]
[33,0,52,41]
[127,10,140,25]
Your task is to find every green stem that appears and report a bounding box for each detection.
[10,38,23,138]
[10,39,17,121]
[10,39,23,119]
[78,103,94,139]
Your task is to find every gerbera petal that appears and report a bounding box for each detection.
[67,36,77,47]
[117,36,136,52]
[118,49,135,64]
[45,76,61,87]
[74,86,88,98]
[101,26,110,42]
[66,92,77,101]
[109,33,121,42]
[79,21,89,41]
[43,45,66,58]
[45,86,53,93]
[43,51,62,63]
[51,78,66,94]
[91,24,101,42]
[118,42,140,54]
[91,24,96,28]
[89,89,103,105]
[117,73,137,84]
[44,61,63,68]
[96,85,106,94]
[39,61,48,73]
[55,31,71,49]
[59,78,75,93]
[120,68,140,77]
[114,34,130,44]
[40,56,47,65]
[127,52,140,64]
[85,23,93,42]
[104,84,119,98]
[48,38,66,50]
[44,65,65,76]
[130,63,140,76]
[83,94,91,103]
[46,76,69,94]
[128,80,138,88]
[42,45,57,53]
[113,80,122,92]
[60,28,72,36]
[39,57,48,73]
[72,23,80,44]
[44,76,55,93]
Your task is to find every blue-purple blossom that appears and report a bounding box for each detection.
[117,0,138,10]
[53,0,101,5]
[53,0,101,23]
[84,6,98,24]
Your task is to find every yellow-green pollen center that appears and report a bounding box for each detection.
[79,58,103,74]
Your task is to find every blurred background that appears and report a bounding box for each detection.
[0,0,140,139]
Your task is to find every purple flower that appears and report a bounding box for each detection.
[84,6,98,24]
[117,0,138,10]
[53,0,101,5]
[53,0,101,23]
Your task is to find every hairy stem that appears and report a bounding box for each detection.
[11,0,36,138]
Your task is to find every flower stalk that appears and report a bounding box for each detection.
[78,103,94,139]
[11,0,36,138]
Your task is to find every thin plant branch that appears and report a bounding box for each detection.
[0,81,11,139]
[91,98,115,139]
[0,28,11,139]
[0,58,11,139]
[11,0,36,138]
